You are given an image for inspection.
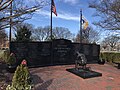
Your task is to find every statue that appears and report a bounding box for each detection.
[66,51,102,79]
[75,51,87,70]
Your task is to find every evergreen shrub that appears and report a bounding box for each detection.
[6,60,32,90]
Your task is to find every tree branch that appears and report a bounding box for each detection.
[0,0,13,11]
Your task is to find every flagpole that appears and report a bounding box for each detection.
[50,0,53,65]
[80,9,82,43]
[50,0,53,41]
[9,1,12,51]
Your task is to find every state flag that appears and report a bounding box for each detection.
[82,17,89,30]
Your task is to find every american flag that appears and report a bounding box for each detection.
[52,0,57,16]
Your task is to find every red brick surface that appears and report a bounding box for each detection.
[30,64,120,90]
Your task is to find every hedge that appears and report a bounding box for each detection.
[100,52,120,63]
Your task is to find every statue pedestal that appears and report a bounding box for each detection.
[66,68,102,79]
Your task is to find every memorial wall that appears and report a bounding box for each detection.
[10,39,100,67]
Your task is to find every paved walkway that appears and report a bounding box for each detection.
[30,64,120,90]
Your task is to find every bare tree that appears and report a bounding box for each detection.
[31,26,50,41]
[31,26,74,41]
[0,0,48,30]
[74,26,100,43]
[89,0,120,30]
[88,27,100,43]
[53,27,74,40]
[101,35,120,50]
[101,39,109,51]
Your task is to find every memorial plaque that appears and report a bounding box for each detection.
[53,39,72,64]
[54,45,70,61]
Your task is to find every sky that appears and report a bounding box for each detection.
[25,0,98,35]
[5,0,119,42]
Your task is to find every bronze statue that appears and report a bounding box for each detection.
[75,51,87,70]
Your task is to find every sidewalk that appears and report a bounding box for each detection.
[30,64,120,90]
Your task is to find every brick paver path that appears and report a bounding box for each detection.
[30,64,120,90]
